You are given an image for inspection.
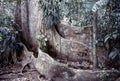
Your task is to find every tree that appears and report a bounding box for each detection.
[0,0,120,81]
[14,0,40,58]
[14,0,93,78]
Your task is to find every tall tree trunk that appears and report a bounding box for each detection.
[13,1,120,81]
[14,0,40,58]
[14,2,68,80]
[14,0,93,68]
[93,12,98,70]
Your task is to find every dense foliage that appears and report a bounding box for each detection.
[0,0,15,27]
[39,0,62,27]
[39,0,96,27]
[0,27,17,67]
[0,0,17,67]
[61,0,94,26]
[96,0,120,68]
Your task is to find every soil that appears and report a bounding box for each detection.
[0,64,48,81]
[0,59,120,81]
[0,61,89,81]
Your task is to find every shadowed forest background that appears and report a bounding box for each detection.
[0,0,120,81]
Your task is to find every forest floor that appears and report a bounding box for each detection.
[0,60,88,81]
[0,60,120,81]
[0,64,47,81]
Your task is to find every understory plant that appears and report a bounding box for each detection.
[97,72,110,81]
[0,27,17,67]
[104,30,120,67]
[37,34,48,52]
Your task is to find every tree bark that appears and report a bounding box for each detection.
[14,0,40,58]
[13,1,120,81]
[44,25,93,68]
[93,12,98,70]
[20,44,120,81]
[14,0,93,67]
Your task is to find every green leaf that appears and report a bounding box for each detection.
[109,49,119,60]
[104,35,111,43]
